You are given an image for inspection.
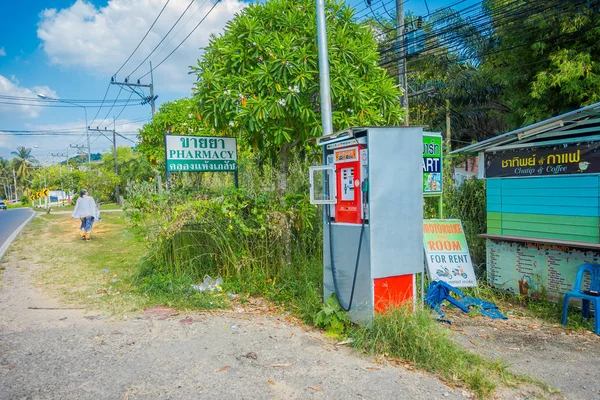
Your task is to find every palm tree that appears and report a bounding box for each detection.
[11,146,36,179]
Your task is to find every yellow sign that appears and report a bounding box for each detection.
[36,192,42,199]
[42,188,49,197]
[3,200,8,205]
[29,195,35,201]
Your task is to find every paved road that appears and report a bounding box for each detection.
[0,208,34,260]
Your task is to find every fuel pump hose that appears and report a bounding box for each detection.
[326,178,368,312]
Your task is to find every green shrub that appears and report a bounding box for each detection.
[314,293,351,336]
[443,177,487,267]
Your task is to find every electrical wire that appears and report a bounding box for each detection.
[0,100,141,108]
[89,83,111,127]
[0,95,135,104]
[114,0,171,77]
[127,0,196,79]
[115,90,135,121]
[138,0,221,80]
[149,0,210,65]
[95,86,124,129]
[378,0,589,68]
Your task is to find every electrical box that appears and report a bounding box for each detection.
[309,127,424,323]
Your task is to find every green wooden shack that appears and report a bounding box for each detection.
[453,102,600,301]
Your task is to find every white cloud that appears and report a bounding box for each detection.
[0,48,6,57]
[0,74,58,119]
[37,0,246,93]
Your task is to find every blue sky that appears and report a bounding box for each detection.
[0,0,469,164]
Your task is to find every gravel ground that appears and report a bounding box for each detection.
[448,308,600,400]
[0,253,468,400]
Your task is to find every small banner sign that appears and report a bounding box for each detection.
[165,135,237,172]
[423,133,442,194]
[485,141,600,178]
[423,219,477,287]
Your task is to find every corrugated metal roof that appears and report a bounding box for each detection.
[451,101,600,154]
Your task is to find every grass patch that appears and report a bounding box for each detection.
[350,306,537,399]
[7,212,226,315]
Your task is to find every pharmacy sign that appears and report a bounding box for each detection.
[165,135,237,172]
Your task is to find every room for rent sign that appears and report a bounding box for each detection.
[423,219,477,287]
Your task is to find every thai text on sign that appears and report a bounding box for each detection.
[165,135,237,172]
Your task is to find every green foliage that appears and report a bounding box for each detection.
[314,293,351,336]
[100,146,153,201]
[124,155,321,278]
[192,0,404,183]
[138,98,217,165]
[20,195,29,205]
[443,177,487,268]
[483,0,600,125]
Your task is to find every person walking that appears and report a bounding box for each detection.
[72,189,100,241]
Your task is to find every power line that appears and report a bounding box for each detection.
[138,0,221,80]
[96,86,124,129]
[0,117,149,133]
[0,132,139,136]
[149,0,209,64]
[378,0,587,68]
[89,83,112,127]
[0,100,141,109]
[114,0,171,76]
[127,0,196,79]
[0,95,136,104]
[115,90,135,121]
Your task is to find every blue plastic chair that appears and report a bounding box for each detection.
[561,264,600,335]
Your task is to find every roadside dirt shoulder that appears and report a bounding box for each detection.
[448,309,600,400]
[0,244,467,399]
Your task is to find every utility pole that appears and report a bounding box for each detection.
[316,0,333,136]
[70,144,87,166]
[12,169,17,202]
[446,99,451,151]
[396,0,409,126]
[88,123,121,205]
[51,153,67,204]
[111,63,156,116]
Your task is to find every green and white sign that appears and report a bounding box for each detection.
[423,133,442,194]
[165,135,237,172]
[423,219,476,287]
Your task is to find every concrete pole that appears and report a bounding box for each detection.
[396,0,409,125]
[13,169,17,202]
[112,118,121,205]
[316,0,334,136]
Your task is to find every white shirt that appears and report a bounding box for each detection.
[72,195,100,219]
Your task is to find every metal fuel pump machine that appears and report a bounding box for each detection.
[309,127,424,322]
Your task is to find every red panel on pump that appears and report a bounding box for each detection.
[373,275,414,313]
[334,145,365,224]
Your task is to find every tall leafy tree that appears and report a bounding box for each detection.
[191,0,404,193]
[483,0,600,125]
[138,98,215,164]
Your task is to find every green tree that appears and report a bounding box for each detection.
[101,146,153,201]
[138,98,215,165]
[483,0,600,125]
[11,146,36,179]
[191,0,404,193]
